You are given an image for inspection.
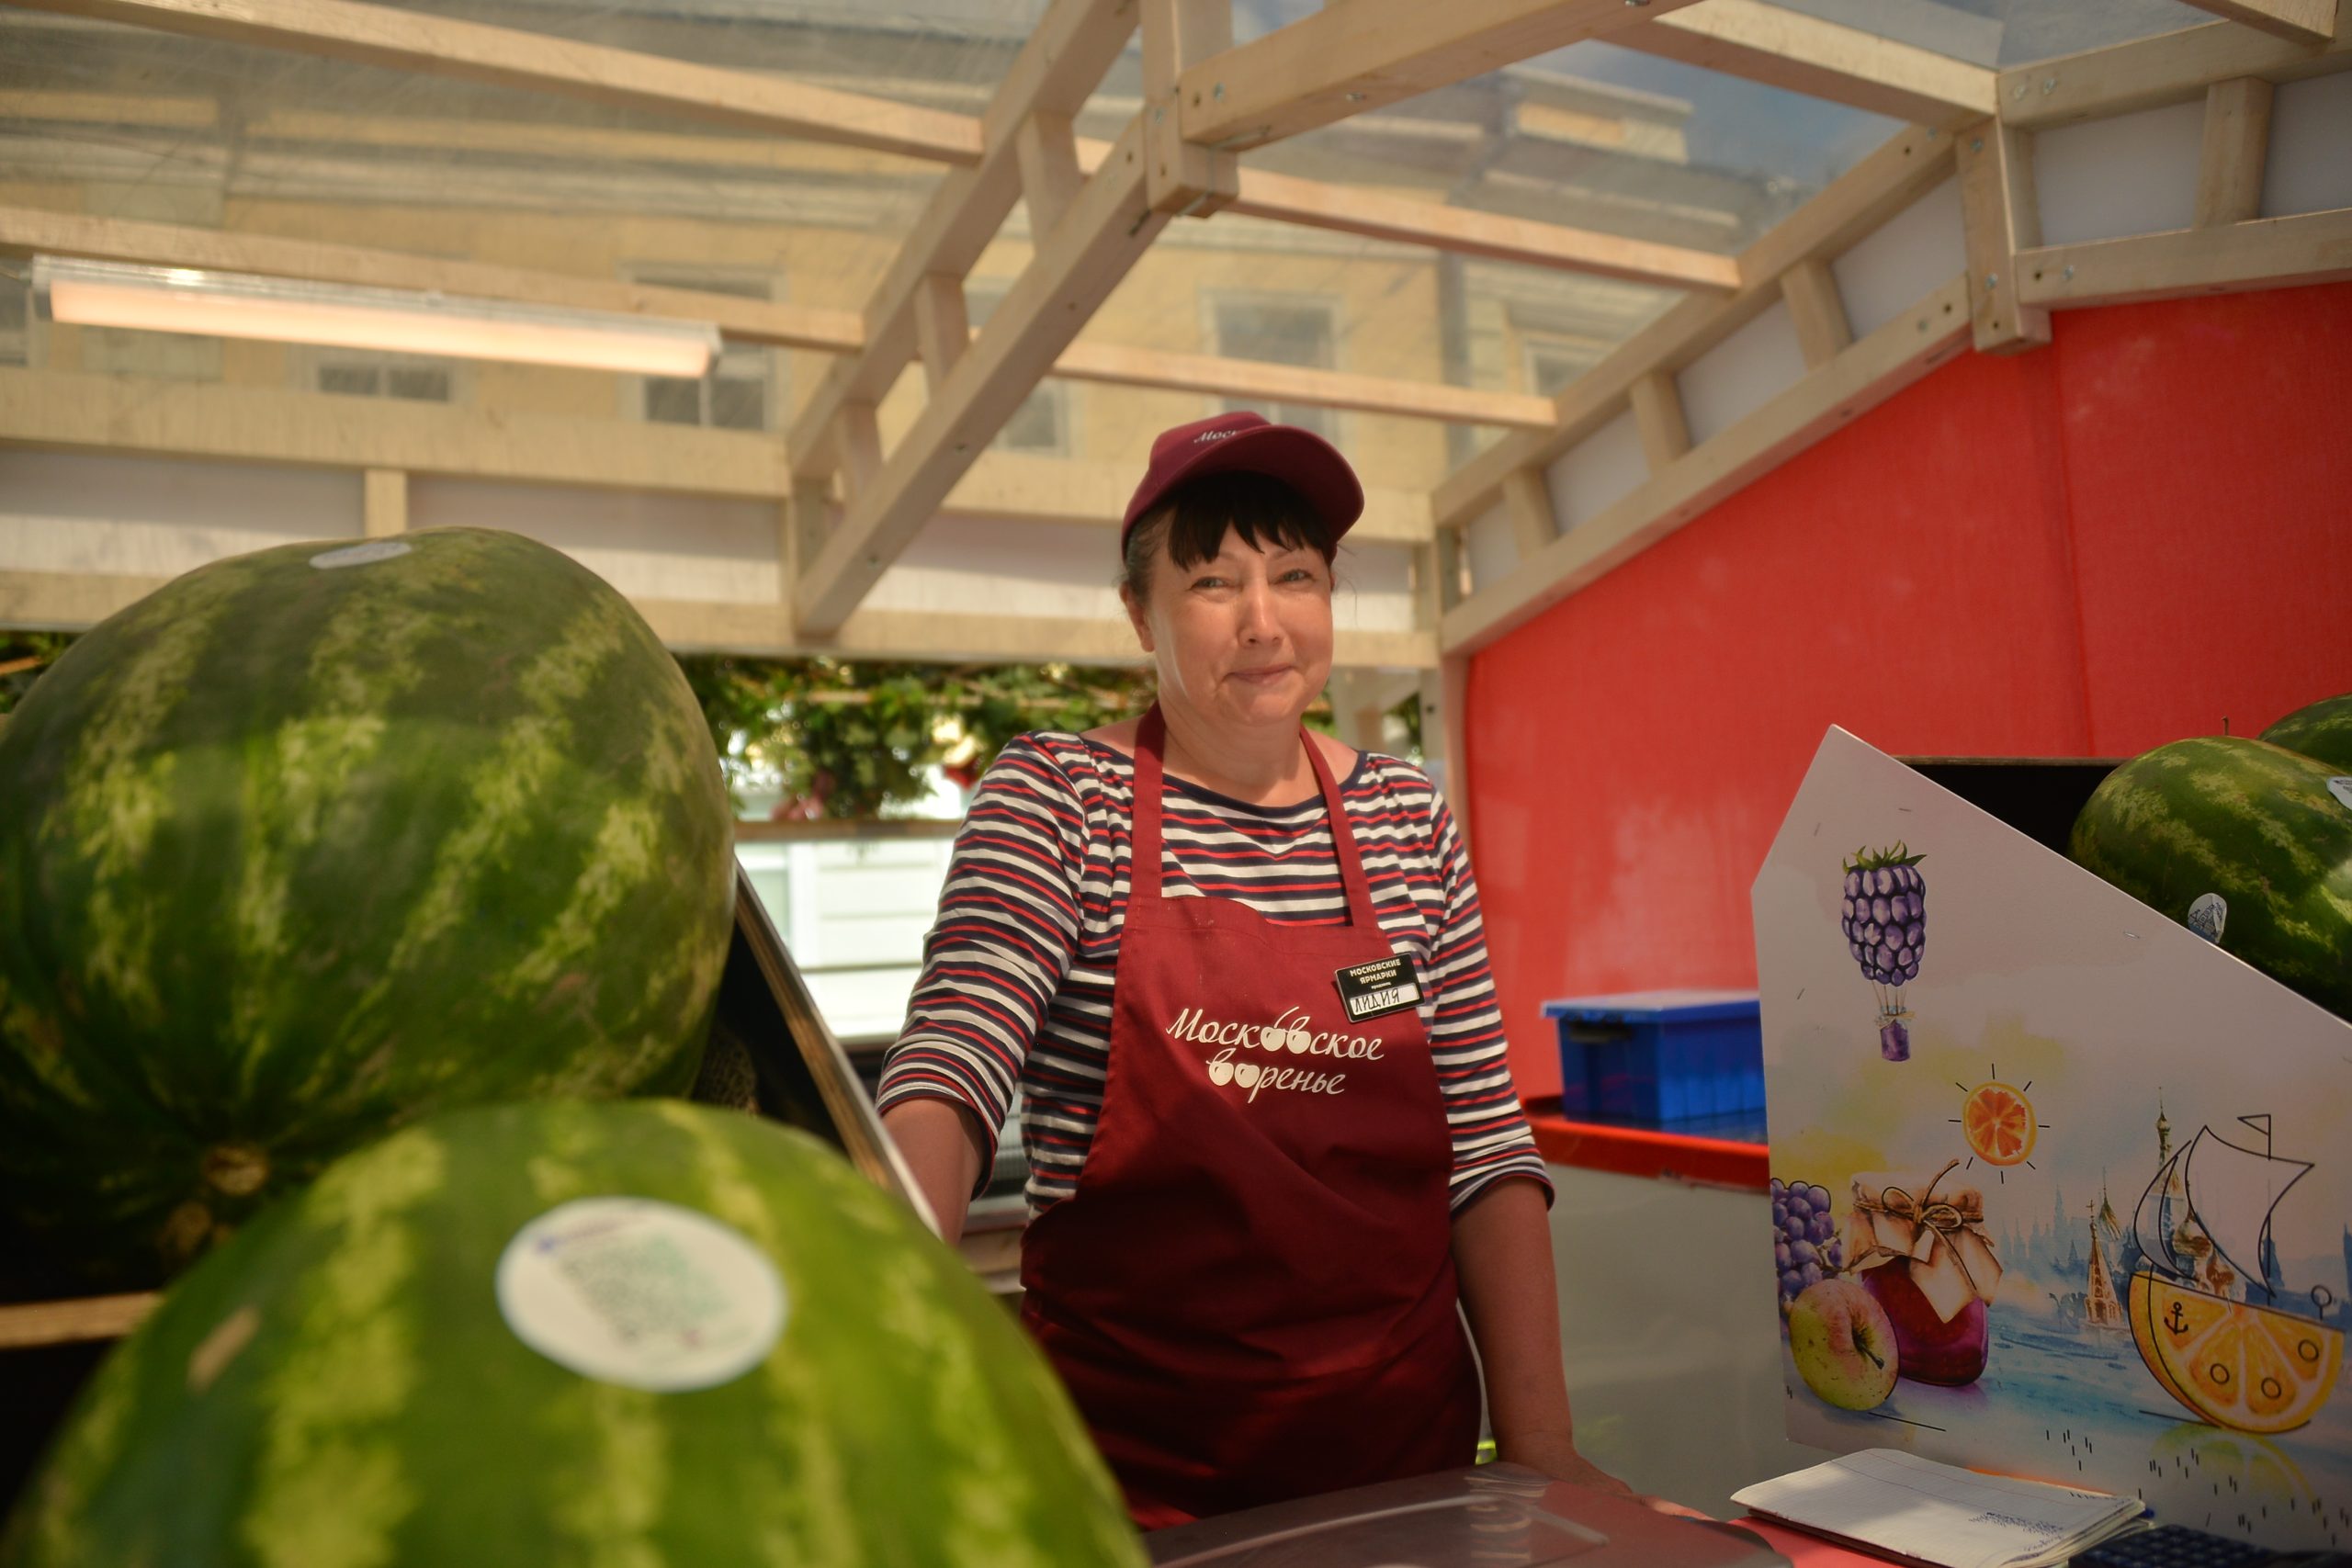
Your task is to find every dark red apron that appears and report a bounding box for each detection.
[1019,705,1481,1529]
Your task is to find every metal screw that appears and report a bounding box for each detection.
[1345,91,1367,102]
[2042,75,2057,94]
[1971,137,1984,152]
[1625,0,1650,7]
[1214,82,1226,101]
[2063,265,2075,281]
[2013,84,2028,100]
[1984,273,1999,289]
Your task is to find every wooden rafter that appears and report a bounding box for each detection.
[4,0,985,164]
[795,120,1166,636]
[1049,343,1555,430]
[1997,16,2351,129]
[2016,207,2352,309]
[1431,122,1961,532]
[0,207,865,352]
[784,0,1139,484]
[1441,276,1970,655]
[2175,0,2338,45]
[1174,0,1706,154]
[1611,1,1998,130]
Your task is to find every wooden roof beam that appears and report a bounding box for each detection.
[1173,0,1706,154]
[1610,1,1998,131]
[1049,342,1556,430]
[5,0,985,164]
[2175,0,2337,45]
[784,0,1138,482]
[1069,139,1742,289]
[793,118,1168,636]
[1430,121,1960,530]
[1998,15,2350,128]
[0,206,865,352]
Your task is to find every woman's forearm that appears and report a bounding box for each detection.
[1450,1176,1582,1464]
[880,1097,989,1245]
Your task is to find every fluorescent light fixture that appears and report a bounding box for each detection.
[34,256,720,378]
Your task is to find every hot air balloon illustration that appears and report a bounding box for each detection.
[1840,843,1925,1061]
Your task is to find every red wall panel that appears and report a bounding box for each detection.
[1467,283,2352,1101]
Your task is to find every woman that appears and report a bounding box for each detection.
[879,412,1646,1528]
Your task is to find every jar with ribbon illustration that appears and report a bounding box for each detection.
[1844,1162,2004,1385]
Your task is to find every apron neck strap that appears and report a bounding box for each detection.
[1132,703,1375,921]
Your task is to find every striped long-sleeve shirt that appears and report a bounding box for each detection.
[876,731,1550,1217]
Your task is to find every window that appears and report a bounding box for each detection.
[1210,295,1340,441]
[315,353,456,402]
[629,268,781,434]
[967,280,1070,457]
[0,269,28,367]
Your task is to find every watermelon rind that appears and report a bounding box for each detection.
[0,1099,1146,1568]
[2259,692,2352,773]
[0,529,735,1283]
[2068,736,2352,1022]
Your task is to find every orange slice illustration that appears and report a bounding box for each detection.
[2130,1271,2345,1435]
[1961,1081,2036,1167]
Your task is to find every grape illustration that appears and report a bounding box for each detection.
[1770,1178,1847,1316]
[1839,842,1926,1061]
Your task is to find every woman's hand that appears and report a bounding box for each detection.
[1501,1432,1716,1521]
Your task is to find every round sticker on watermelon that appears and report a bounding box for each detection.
[2329,776,2352,812]
[308,538,413,569]
[496,1196,786,1391]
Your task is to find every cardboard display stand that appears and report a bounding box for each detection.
[1754,727,2350,1551]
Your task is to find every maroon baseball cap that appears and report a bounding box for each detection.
[1120,412,1364,549]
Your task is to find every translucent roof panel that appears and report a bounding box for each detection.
[0,8,961,311]
[390,0,1052,117]
[1769,0,2217,68]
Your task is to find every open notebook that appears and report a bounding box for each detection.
[1732,1450,2150,1568]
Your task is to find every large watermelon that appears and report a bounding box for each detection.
[0,1100,1143,1568]
[2260,692,2352,772]
[2069,736,2352,1021]
[0,528,734,1283]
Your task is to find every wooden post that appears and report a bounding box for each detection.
[1143,0,1237,217]
[1781,256,1855,369]
[1500,468,1558,559]
[1958,122,2050,354]
[836,400,883,501]
[912,273,970,393]
[1630,370,1693,473]
[362,467,407,537]
[1015,109,1084,239]
[2194,77,2275,227]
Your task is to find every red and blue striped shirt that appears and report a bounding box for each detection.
[878,731,1550,1215]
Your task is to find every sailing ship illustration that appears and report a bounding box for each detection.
[2127,1113,2344,1434]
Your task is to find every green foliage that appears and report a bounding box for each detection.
[675,656,1163,818]
[0,631,74,716]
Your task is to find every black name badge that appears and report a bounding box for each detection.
[1334,956,1421,1022]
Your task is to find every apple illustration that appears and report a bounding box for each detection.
[1861,1262,1987,1386]
[1788,1278,1899,1411]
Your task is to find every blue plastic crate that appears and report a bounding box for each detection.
[1539,989,1762,1129]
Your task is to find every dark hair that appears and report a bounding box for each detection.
[1120,471,1337,599]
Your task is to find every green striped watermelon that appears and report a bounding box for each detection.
[2260,693,2352,772]
[0,1100,1145,1568]
[0,529,734,1283]
[2069,736,2352,1021]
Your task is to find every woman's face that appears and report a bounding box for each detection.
[1125,521,1335,734]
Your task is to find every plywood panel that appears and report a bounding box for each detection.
[1675,298,1808,447]
[2032,101,2205,245]
[1832,175,1964,339]
[0,451,358,579]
